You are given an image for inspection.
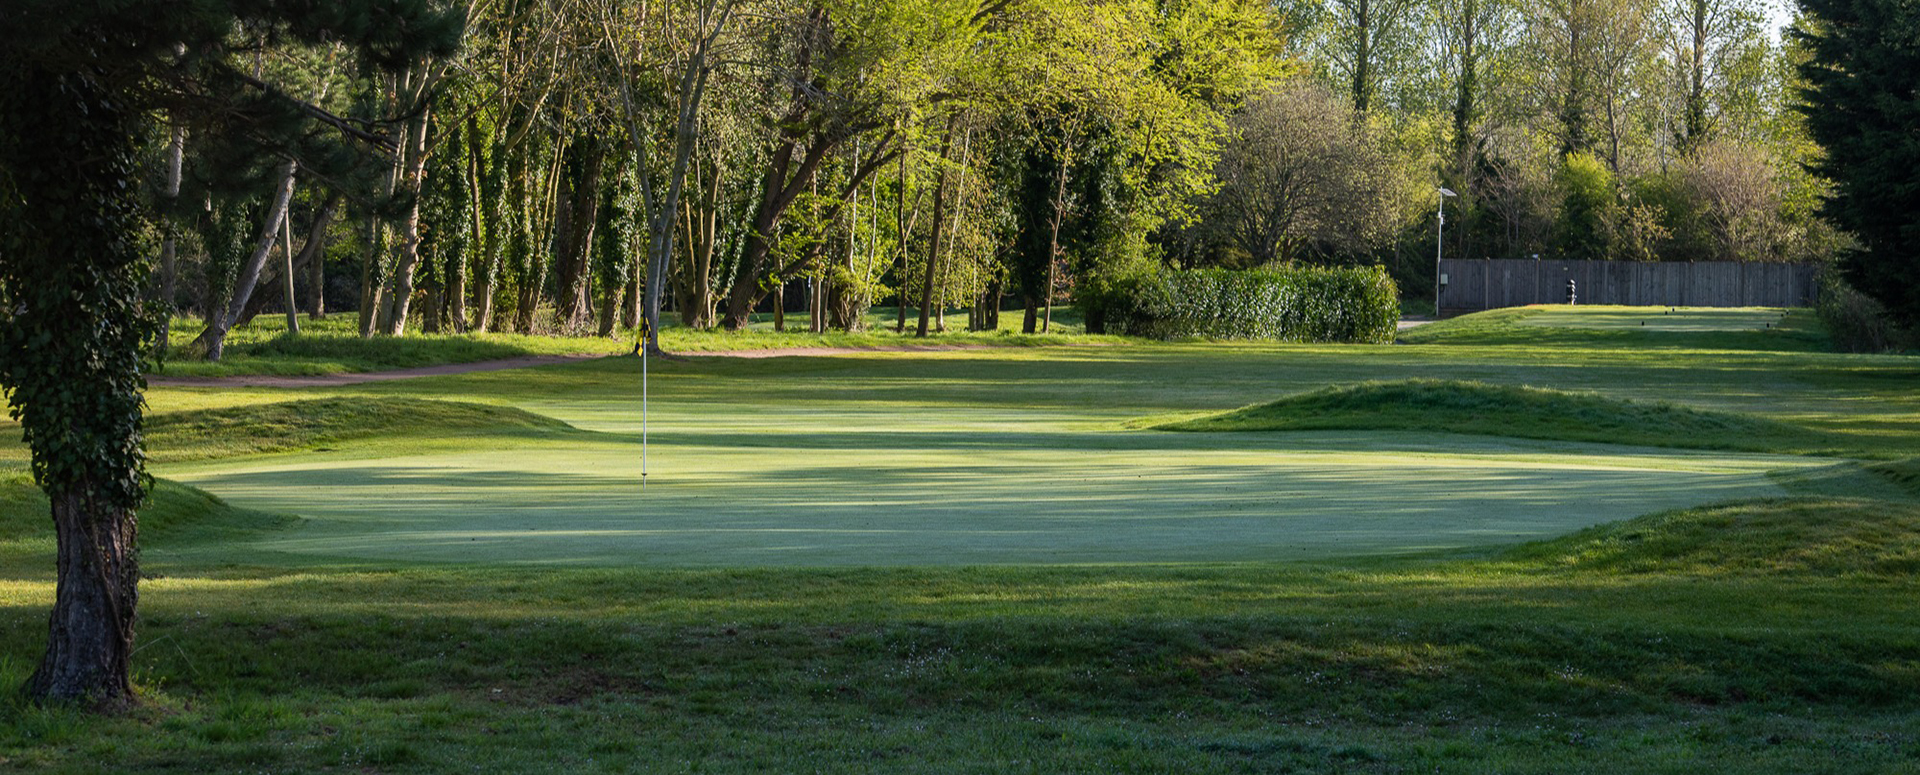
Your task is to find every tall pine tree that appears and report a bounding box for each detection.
[1795,0,1920,325]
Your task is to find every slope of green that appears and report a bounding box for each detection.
[144,397,576,462]
[0,475,292,575]
[1504,497,1920,577]
[1157,378,1843,454]
[1865,458,1920,498]
[1402,305,1830,352]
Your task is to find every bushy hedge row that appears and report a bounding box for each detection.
[1101,266,1399,343]
[1817,270,1910,353]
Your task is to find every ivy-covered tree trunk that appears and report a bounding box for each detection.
[191,160,298,360]
[0,65,155,710]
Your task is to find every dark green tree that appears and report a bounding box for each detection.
[0,0,457,708]
[1794,0,1920,325]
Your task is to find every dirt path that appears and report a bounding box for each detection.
[682,343,995,359]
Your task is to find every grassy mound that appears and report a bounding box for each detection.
[1505,498,1920,577]
[1865,459,1920,498]
[0,474,291,550]
[1401,306,1830,352]
[145,397,575,462]
[1157,379,1836,453]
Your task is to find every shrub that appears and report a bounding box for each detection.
[1817,270,1909,353]
[1102,265,1398,343]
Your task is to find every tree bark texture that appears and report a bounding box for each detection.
[27,486,139,708]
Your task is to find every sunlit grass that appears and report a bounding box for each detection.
[4,304,1920,772]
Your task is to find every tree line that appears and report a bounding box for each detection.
[152,0,1833,359]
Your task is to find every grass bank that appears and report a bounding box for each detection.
[1157,378,1851,456]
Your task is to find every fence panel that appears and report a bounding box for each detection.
[1436,259,1822,315]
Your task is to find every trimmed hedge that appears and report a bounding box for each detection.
[1103,266,1399,343]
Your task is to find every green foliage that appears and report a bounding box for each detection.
[1103,266,1399,342]
[1551,152,1615,261]
[1157,378,1844,454]
[1816,271,1909,354]
[1795,0,1920,324]
[0,65,158,510]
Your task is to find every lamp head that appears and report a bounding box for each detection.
[1438,187,1457,198]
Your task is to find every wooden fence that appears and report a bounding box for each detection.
[1437,259,1820,315]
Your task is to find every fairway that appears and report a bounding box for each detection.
[1514,305,1790,331]
[154,348,1819,566]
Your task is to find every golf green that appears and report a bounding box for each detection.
[155,349,1819,566]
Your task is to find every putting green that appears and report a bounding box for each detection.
[160,420,1812,566]
[1515,305,1791,332]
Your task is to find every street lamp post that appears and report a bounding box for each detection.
[1435,187,1456,316]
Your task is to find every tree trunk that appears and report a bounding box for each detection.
[986,277,1002,330]
[1352,0,1373,112]
[596,274,622,338]
[359,216,385,337]
[675,160,720,327]
[720,129,898,330]
[773,281,785,331]
[26,484,139,709]
[683,164,725,328]
[554,139,605,332]
[1043,161,1066,334]
[623,269,641,330]
[896,149,909,333]
[304,194,339,319]
[471,133,505,332]
[192,160,297,360]
[916,125,956,338]
[280,203,300,335]
[383,106,434,336]
[154,124,184,357]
